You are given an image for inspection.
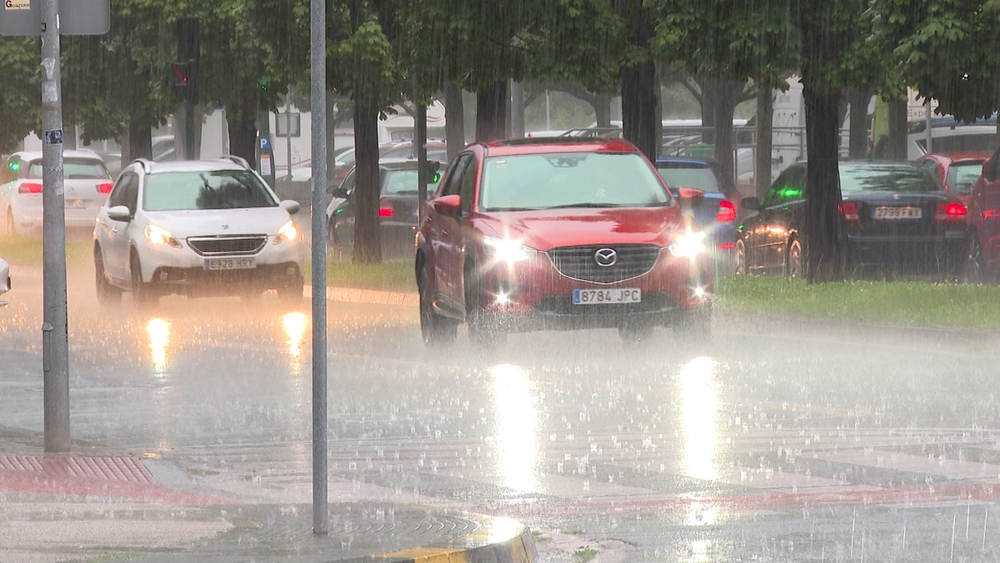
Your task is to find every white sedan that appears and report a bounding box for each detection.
[0,257,9,306]
[0,150,113,236]
[93,158,304,307]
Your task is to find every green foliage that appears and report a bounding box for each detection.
[0,38,40,152]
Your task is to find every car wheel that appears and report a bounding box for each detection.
[94,246,122,306]
[618,320,653,343]
[4,209,17,237]
[734,240,748,276]
[277,275,304,304]
[418,264,456,347]
[966,235,987,285]
[130,252,158,307]
[464,260,506,346]
[784,239,803,279]
[675,306,712,341]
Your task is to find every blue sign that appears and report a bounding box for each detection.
[44,129,63,146]
[259,136,272,151]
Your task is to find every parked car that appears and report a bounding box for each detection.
[93,157,304,307]
[914,151,991,205]
[654,157,740,273]
[737,161,967,278]
[0,257,9,307]
[415,137,714,346]
[0,150,113,236]
[326,158,442,259]
[965,144,1000,283]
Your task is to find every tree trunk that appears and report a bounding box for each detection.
[326,90,338,185]
[128,119,152,161]
[444,82,465,161]
[353,104,382,264]
[887,98,908,161]
[594,92,612,129]
[476,81,509,142]
[713,85,736,189]
[511,81,525,139]
[803,85,844,284]
[620,58,659,161]
[848,89,871,159]
[755,87,774,199]
[228,96,258,168]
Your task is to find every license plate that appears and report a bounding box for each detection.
[873,206,922,219]
[68,199,86,209]
[573,288,641,305]
[204,257,256,270]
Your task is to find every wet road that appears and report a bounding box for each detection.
[3,263,1000,561]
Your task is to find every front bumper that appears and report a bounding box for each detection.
[474,247,713,332]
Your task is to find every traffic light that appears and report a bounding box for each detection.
[174,17,199,103]
[171,60,195,102]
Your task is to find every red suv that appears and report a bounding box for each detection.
[414,137,713,346]
[966,145,1000,282]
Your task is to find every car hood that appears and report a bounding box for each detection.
[144,207,293,237]
[475,207,687,251]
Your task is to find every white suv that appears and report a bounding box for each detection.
[93,157,304,306]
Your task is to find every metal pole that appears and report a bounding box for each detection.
[416,103,427,225]
[40,0,71,453]
[925,99,932,155]
[286,87,293,180]
[310,0,329,536]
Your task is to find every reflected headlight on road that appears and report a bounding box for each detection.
[145,224,182,249]
[669,231,706,258]
[483,236,537,264]
[274,221,298,245]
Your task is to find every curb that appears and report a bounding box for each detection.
[373,516,536,563]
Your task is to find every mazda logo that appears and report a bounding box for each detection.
[594,248,617,267]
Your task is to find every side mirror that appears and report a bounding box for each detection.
[107,205,131,222]
[433,193,462,215]
[741,196,760,211]
[280,200,300,215]
[676,187,705,211]
[330,187,350,199]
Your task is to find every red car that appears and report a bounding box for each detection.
[414,137,714,346]
[915,151,992,206]
[965,146,1000,282]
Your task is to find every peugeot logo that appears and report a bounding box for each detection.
[594,248,617,267]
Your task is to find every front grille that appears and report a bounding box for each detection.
[546,244,662,284]
[187,235,267,256]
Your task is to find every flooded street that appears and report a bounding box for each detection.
[3,263,1000,561]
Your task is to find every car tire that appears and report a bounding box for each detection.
[130,252,158,307]
[675,306,712,341]
[94,246,122,306]
[418,264,457,347]
[966,235,988,285]
[734,240,748,276]
[784,239,803,279]
[277,276,304,304]
[464,261,506,347]
[618,321,653,343]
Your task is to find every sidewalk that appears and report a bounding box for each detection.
[0,440,536,562]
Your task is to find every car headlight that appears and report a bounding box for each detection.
[669,231,706,258]
[145,224,182,249]
[483,236,537,264]
[274,221,298,245]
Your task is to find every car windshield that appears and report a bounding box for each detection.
[480,152,671,210]
[143,170,278,211]
[946,161,983,195]
[381,168,440,195]
[656,163,723,193]
[28,158,109,180]
[840,164,943,194]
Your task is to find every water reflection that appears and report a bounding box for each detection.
[679,356,719,481]
[147,318,170,375]
[490,364,539,492]
[282,312,307,359]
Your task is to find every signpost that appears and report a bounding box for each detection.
[2,0,110,453]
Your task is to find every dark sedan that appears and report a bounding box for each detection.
[326,158,441,259]
[736,161,967,278]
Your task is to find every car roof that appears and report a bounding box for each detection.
[655,156,717,166]
[481,137,640,157]
[917,151,991,163]
[9,149,103,161]
[139,158,251,173]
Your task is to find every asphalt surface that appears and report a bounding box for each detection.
[6,257,1000,562]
